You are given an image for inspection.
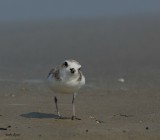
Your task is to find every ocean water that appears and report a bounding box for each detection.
[0,16,160,91]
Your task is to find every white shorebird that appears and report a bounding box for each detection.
[47,59,85,120]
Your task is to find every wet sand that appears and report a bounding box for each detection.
[0,16,160,139]
[0,79,160,140]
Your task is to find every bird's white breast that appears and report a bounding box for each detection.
[47,74,85,94]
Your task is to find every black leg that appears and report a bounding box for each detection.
[71,93,81,120]
[54,96,60,117]
[72,94,75,120]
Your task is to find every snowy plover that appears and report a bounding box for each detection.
[47,59,85,120]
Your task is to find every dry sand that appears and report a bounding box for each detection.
[0,16,160,139]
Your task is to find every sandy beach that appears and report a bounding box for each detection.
[0,16,160,139]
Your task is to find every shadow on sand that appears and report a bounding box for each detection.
[21,112,59,119]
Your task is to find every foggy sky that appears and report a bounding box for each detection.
[0,0,160,21]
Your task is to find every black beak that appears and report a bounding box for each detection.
[70,68,75,74]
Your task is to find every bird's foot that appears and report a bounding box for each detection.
[71,116,81,120]
[57,116,70,119]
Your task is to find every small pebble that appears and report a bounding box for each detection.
[86,129,89,132]
[118,78,125,83]
[146,126,149,130]
[0,128,7,130]
[10,94,15,97]
[96,120,100,123]
[96,120,104,124]
[89,116,95,119]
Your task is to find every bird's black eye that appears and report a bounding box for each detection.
[78,68,81,71]
[64,62,68,67]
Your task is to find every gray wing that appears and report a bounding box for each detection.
[77,70,82,81]
[47,67,61,80]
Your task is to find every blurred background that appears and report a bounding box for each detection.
[0,0,160,87]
